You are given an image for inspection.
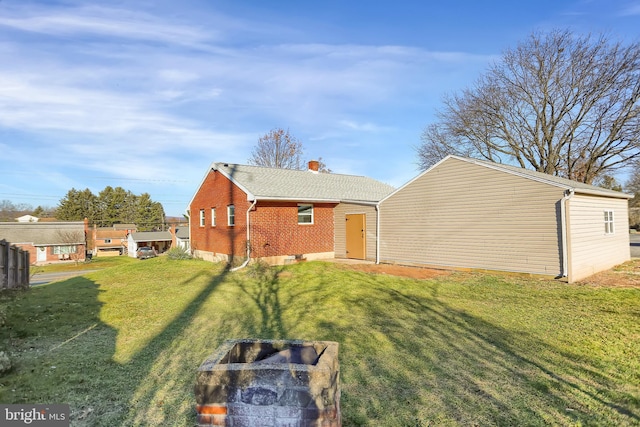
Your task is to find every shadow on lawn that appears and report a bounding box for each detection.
[0,278,118,418]
[313,271,639,426]
[13,261,637,426]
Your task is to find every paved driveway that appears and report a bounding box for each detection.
[30,270,98,286]
[630,234,640,258]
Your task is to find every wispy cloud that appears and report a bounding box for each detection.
[339,120,392,132]
[0,4,215,47]
[619,3,640,16]
[0,1,497,212]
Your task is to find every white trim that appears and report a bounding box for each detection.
[297,204,314,225]
[227,205,235,226]
[211,207,216,227]
[604,210,615,235]
[560,189,573,278]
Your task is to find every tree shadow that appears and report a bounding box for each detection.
[0,277,118,421]
[6,261,638,426]
[330,272,640,426]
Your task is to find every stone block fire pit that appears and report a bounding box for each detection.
[195,339,340,427]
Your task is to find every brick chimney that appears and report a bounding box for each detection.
[308,160,319,173]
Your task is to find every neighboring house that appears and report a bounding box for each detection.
[92,224,136,257]
[378,155,631,283]
[127,231,172,258]
[16,215,39,223]
[0,220,88,264]
[188,160,394,265]
[171,226,190,251]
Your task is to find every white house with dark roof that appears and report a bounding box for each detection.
[378,155,632,282]
[127,231,173,258]
[188,160,394,265]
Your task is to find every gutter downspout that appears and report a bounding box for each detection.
[185,209,191,255]
[560,189,574,278]
[231,199,257,272]
[375,203,380,265]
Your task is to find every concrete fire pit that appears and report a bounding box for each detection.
[195,339,341,427]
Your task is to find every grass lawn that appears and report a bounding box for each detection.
[1,257,639,426]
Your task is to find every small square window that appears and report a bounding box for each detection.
[211,208,216,227]
[199,209,205,227]
[228,205,235,226]
[298,204,313,224]
[604,210,614,235]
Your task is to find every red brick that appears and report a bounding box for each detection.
[190,170,336,259]
[196,404,228,415]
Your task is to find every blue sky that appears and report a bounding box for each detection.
[1,0,639,216]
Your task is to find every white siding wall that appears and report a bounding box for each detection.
[379,158,564,275]
[334,203,378,261]
[567,195,630,282]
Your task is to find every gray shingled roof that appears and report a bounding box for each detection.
[175,227,189,239]
[213,163,395,202]
[453,156,632,199]
[0,221,86,245]
[131,231,172,242]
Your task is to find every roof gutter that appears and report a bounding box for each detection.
[572,188,633,199]
[248,196,342,204]
[231,199,257,272]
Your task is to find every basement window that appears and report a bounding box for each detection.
[228,205,235,226]
[604,210,615,235]
[298,204,314,224]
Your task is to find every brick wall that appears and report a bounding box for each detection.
[190,170,337,260]
[250,202,336,258]
[190,170,251,258]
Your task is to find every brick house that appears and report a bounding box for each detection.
[92,224,136,257]
[0,220,88,265]
[188,161,394,265]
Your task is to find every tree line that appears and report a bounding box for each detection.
[1,187,166,231]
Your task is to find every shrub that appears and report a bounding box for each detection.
[166,247,192,260]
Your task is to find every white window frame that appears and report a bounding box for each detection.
[298,204,314,225]
[228,205,235,226]
[604,210,615,235]
[199,209,205,227]
[53,245,77,255]
[211,208,216,227]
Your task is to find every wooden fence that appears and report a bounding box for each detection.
[0,239,30,290]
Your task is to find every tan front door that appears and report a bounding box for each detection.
[346,214,366,259]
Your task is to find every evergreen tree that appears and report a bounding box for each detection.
[135,193,165,231]
[56,188,97,222]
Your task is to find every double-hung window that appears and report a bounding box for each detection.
[604,210,615,235]
[211,208,216,226]
[298,204,313,224]
[228,205,235,226]
[199,209,205,227]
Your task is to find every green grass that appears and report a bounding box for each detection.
[1,258,639,426]
[29,256,137,275]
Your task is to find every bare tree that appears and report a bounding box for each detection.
[249,128,305,169]
[417,29,640,184]
[56,230,86,264]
